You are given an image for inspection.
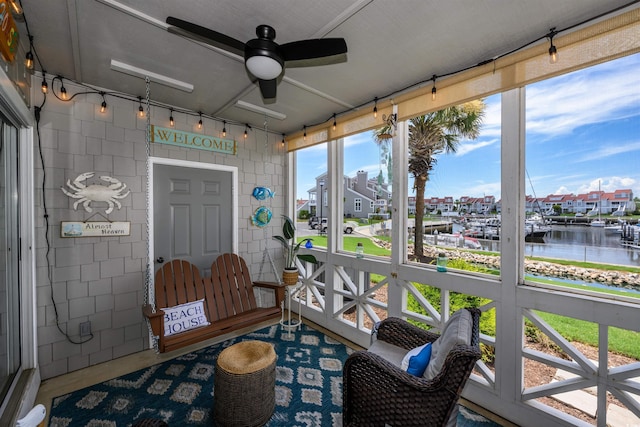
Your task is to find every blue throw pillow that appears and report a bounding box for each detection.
[400,342,432,376]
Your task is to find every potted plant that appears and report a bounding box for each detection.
[273,215,317,285]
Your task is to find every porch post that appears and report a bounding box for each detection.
[388,105,406,317]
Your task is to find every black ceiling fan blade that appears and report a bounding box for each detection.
[281,38,347,62]
[258,79,278,99]
[166,17,245,57]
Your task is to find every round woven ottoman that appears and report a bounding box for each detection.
[214,340,277,427]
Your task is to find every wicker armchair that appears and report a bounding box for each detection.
[343,308,481,427]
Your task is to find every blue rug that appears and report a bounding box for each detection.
[47,324,501,426]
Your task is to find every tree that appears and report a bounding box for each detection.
[409,101,485,258]
[381,101,485,259]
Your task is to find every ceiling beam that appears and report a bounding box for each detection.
[311,0,374,38]
[66,0,82,81]
[95,0,244,62]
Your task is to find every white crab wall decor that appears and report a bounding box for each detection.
[61,172,131,214]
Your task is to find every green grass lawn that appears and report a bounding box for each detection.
[300,235,391,257]
[534,311,640,359]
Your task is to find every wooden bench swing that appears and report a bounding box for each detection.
[142,253,284,353]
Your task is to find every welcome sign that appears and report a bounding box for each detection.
[150,125,237,155]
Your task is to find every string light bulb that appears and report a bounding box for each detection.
[332,114,337,131]
[243,124,249,139]
[303,126,307,141]
[41,75,48,94]
[281,134,285,147]
[60,80,68,100]
[222,121,227,137]
[24,51,34,70]
[169,108,174,127]
[8,0,23,16]
[24,35,34,69]
[431,75,437,101]
[373,97,378,118]
[138,96,144,118]
[548,28,559,64]
[197,112,203,129]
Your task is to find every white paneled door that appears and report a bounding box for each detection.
[153,162,234,276]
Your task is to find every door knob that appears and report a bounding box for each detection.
[156,256,164,264]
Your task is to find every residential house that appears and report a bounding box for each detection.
[308,171,391,219]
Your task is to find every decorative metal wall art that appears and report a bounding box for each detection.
[61,172,130,214]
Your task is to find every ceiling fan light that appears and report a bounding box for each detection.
[246,56,282,80]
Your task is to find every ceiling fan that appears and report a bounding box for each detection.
[166,17,348,100]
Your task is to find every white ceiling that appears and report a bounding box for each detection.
[18,0,639,135]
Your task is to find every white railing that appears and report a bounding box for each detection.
[293,251,640,427]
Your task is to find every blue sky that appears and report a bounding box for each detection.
[296,53,640,201]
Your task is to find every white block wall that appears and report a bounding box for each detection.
[32,80,287,379]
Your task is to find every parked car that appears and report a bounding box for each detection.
[309,217,325,229]
[343,221,358,234]
[312,219,358,234]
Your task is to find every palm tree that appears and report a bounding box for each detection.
[376,101,485,259]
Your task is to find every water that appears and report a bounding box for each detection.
[549,276,640,295]
[469,224,639,267]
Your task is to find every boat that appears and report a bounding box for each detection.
[524,213,551,241]
[604,219,624,234]
[424,233,483,250]
[620,224,640,249]
[590,181,605,227]
[604,224,623,234]
[462,214,550,242]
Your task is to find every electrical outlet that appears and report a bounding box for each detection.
[80,321,91,337]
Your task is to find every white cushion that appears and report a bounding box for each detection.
[423,309,472,380]
[163,299,210,336]
[368,339,406,367]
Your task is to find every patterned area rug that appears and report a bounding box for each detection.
[48,324,501,426]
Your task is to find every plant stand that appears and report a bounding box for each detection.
[280,282,302,337]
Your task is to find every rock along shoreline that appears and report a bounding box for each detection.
[372,237,640,291]
[422,245,640,291]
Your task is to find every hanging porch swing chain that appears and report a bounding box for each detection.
[258,116,281,283]
[143,76,159,352]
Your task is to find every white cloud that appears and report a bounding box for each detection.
[575,140,640,162]
[477,98,502,138]
[345,132,375,148]
[454,138,499,156]
[526,56,640,137]
[460,181,502,199]
[554,186,571,195]
[577,176,638,194]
